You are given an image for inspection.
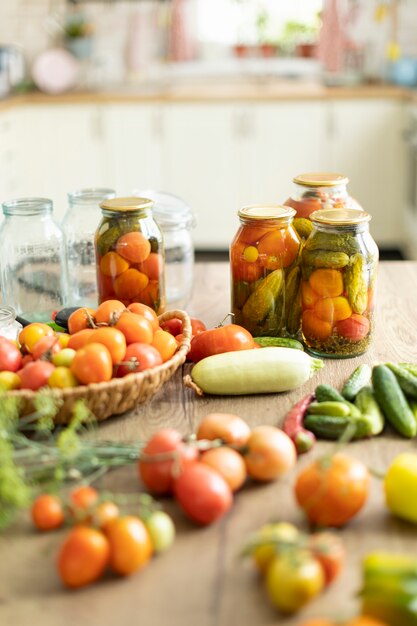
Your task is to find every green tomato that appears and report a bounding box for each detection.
[0,370,21,390]
[145,511,175,553]
[52,348,76,367]
[385,452,417,524]
[48,366,78,389]
[265,552,324,613]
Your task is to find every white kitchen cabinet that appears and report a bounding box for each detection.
[104,104,164,196]
[14,104,109,221]
[0,108,20,202]
[328,99,406,246]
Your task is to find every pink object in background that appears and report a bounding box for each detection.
[168,0,196,62]
[317,0,347,73]
[125,5,158,73]
[31,48,79,94]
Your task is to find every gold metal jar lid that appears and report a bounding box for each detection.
[238,205,296,222]
[310,208,371,226]
[293,173,349,187]
[99,197,154,212]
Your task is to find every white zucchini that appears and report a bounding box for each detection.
[190,347,324,396]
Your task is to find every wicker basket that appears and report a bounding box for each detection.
[8,309,192,425]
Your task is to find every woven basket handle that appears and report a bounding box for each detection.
[158,309,192,358]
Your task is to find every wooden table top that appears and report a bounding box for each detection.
[1,260,417,626]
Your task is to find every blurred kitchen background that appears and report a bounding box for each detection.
[1,0,417,260]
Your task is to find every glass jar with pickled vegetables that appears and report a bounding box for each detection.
[95,197,166,313]
[230,205,302,338]
[301,208,378,358]
[284,173,363,237]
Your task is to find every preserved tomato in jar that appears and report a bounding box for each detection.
[230,205,302,338]
[301,208,378,358]
[284,173,363,241]
[95,197,166,313]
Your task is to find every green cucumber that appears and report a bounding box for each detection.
[399,363,417,378]
[408,400,417,427]
[385,363,417,399]
[304,414,371,440]
[253,337,304,351]
[354,385,385,436]
[372,365,417,438]
[308,401,351,417]
[341,364,372,401]
[315,384,346,403]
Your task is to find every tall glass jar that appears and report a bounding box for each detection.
[230,205,302,338]
[301,208,378,358]
[284,173,363,223]
[0,198,68,322]
[95,197,166,313]
[133,190,195,308]
[62,187,115,308]
[0,306,23,340]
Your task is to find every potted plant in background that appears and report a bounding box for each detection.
[255,8,276,57]
[279,20,319,58]
[64,15,95,60]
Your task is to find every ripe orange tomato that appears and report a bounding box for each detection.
[257,228,300,269]
[188,324,255,363]
[86,327,126,364]
[115,312,154,345]
[244,426,296,481]
[127,302,159,331]
[67,328,95,351]
[67,307,96,335]
[152,329,177,362]
[138,428,198,495]
[19,323,54,353]
[18,361,55,391]
[308,531,345,586]
[174,463,233,525]
[294,453,370,528]
[93,501,120,530]
[104,516,153,576]
[31,494,64,531]
[70,343,113,384]
[57,525,110,588]
[95,299,126,325]
[116,342,162,376]
[201,446,247,492]
[138,252,163,280]
[116,231,151,264]
[31,335,61,361]
[69,486,99,517]
[196,413,251,446]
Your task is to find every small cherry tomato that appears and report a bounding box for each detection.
[295,453,370,528]
[67,307,96,335]
[57,525,110,588]
[174,463,233,525]
[251,522,299,574]
[144,511,176,553]
[86,327,127,364]
[201,446,247,492]
[95,299,126,325]
[52,348,77,367]
[115,312,154,345]
[138,429,198,495]
[57,333,71,349]
[67,329,95,351]
[69,485,99,515]
[0,371,21,390]
[127,302,159,331]
[18,323,54,353]
[18,361,55,390]
[116,342,163,376]
[152,329,178,362]
[336,314,370,342]
[93,501,120,530]
[48,366,78,389]
[31,494,65,531]
[104,516,153,576]
[196,412,251,446]
[244,426,296,481]
[188,324,255,363]
[31,335,61,361]
[0,337,22,372]
[308,531,345,586]
[70,343,113,384]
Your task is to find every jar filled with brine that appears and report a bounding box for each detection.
[284,173,363,239]
[95,197,166,313]
[301,208,378,358]
[230,205,302,338]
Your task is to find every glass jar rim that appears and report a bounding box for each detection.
[132,190,195,229]
[99,196,154,213]
[238,204,296,222]
[293,173,349,187]
[0,305,16,325]
[310,208,371,226]
[2,197,53,216]
[68,188,116,205]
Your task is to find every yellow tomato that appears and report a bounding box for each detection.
[251,522,299,573]
[57,333,71,349]
[0,371,21,390]
[48,366,78,389]
[384,452,417,524]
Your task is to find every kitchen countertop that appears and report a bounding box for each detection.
[0,82,414,110]
[1,260,417,626]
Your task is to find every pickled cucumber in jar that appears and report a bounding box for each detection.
[95,197,166,313]
[230,205,301,337]
[300,208,378,358]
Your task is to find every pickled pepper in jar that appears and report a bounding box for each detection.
[230,205,302,338]
[95,197,165,313]
[301,208,378,358]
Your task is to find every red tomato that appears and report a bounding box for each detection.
[69,486,99,517]
[188,324,255,363]
[116,342,163,376]
[31,336,61,361]
[308,532,345,586]
[104,516,153,576]
[19,361,55,390]
[201,446,247,492]
[138,429,198,495]
[31,494,64,531]
[161,317,206,337]
[294,453,370,528]
[0,337,22,372]
[174,463,233,525]
[244,426,296,481]
[70,343,113,384]
[57,526,110,589]
[336,314,370,342]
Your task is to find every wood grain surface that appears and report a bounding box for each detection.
[1,261,417,626]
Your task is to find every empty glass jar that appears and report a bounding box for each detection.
[0,198,68,322]
[0,306,22,340]
[133,190,195,308]
[62,187,116,307]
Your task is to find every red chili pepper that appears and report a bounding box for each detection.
[282,393,316,455]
